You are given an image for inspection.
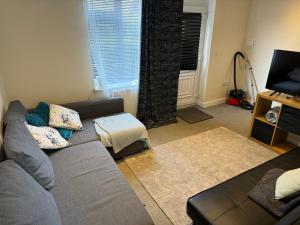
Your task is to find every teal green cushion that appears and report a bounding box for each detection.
[34,102,50,123]
[26,113,47,127]
[25,102,73,140]
[56,128,73,140]
[25,102,49,127]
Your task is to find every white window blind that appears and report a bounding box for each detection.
[86,0,142,90]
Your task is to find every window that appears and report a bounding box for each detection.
[180,13,202,71]
[86,0,142,90]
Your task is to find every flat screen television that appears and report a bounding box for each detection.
[266,49,300,96]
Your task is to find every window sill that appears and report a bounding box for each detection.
[93,84,138,92]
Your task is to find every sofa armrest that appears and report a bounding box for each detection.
[62,97,124,120]
[275,205,300,225]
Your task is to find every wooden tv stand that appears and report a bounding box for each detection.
[249,91,299,154]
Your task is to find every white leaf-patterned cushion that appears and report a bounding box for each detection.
[275,168,300,199]
[26,124,71,149]
[49,104,83,130]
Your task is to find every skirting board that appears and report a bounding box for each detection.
[197,97,226,108]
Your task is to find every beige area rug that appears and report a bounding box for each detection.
[125,127,278,225]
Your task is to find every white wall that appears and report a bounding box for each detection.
[198,0,251,107]
[0,0,94,108]
[245,0,300,92]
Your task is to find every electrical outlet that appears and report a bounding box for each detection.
[222,81,228,86]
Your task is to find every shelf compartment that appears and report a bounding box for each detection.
[270,128,297,154]
[251,120,274,145]
[254,116,275,126]
[254,97,272,117]
[271,128,288,146]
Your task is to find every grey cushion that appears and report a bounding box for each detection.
[69,119,99,146]
[49,141,153,225]
[4,100,27,126]
[0,160,61,225]
[4,119,55,190]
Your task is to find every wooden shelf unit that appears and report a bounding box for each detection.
[249,91,299,154]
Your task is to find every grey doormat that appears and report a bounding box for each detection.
[177,107,213,124]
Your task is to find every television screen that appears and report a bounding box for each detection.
[266,49,300,96]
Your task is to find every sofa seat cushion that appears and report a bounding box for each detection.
[49,141,153,225]
[187,148,300,225]
[69,119,99,146]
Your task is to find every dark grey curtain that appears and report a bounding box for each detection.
[137,0,184,128]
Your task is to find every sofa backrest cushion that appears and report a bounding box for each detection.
[3,100,27,126]
[0,160,61,225]
[62,97,124,120]
[3,119,55,190]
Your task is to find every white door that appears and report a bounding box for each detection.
[177,6,208,108]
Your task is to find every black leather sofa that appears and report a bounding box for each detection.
[187,148,300,225]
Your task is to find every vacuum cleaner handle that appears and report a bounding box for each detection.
[234,52,245,59]
[233,52,245,91]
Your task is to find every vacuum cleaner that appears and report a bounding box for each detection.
[227,52,255,110]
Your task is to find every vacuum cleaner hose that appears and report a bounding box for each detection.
[233,52,245,91]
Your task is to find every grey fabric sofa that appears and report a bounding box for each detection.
[1,98,153,225]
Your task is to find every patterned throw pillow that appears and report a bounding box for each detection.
[25,102,73,139]
[49,104,83,130]
[26,124,71,149]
